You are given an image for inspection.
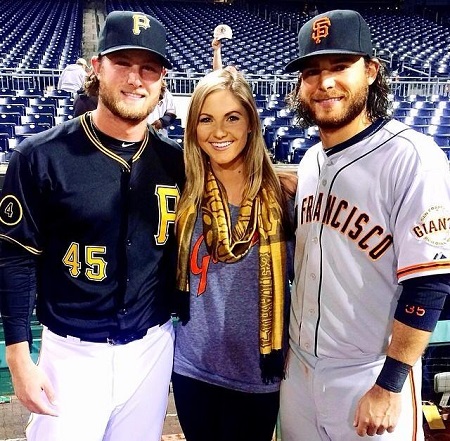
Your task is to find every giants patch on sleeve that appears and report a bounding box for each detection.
[0,195,23,226]
[411,205,450,247]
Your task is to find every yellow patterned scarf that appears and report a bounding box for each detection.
[176,170,286,382]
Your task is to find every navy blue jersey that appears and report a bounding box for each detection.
[0,113,185,340]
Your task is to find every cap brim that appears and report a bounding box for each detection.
[99,45,172,69]
[284,50,368,73]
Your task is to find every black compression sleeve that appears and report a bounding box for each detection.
[0,241,37,345]
[395,274,450,331]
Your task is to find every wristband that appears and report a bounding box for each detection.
[375,356,412,393]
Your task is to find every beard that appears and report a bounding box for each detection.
[98,81,158,122]
[297,83,369,130]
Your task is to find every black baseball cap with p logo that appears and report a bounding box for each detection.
[97,10,172,68]
[285,9,373,73]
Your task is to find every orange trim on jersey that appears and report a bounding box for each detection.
[397,260,450,279]
[408,369,419,441]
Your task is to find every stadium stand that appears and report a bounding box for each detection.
[0,0,448,166]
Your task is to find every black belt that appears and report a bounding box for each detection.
[51,328,149,345]
[105,328,149,345]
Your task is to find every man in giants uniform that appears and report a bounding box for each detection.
[0,11,184,441]
[279,9,450,440]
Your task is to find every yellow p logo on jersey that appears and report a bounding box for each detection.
[154,185,180,245]
[132,14,150,35]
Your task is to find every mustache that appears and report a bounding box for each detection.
[312,92,344,100]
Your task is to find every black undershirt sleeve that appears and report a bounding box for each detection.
[395,274,450,331]
[160,113,176,128]
[0,240,37,346]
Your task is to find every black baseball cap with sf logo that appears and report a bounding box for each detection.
[285,9,373,73]
[97,10,172,68]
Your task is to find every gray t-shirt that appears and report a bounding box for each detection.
[174,204,291,393]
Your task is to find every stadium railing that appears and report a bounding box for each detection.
[1,68,449,98]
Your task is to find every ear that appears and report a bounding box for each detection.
[367,59,380,86]
[91,56,101,76]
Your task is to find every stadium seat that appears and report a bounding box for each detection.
[271,116,292,126]
[0,134,10,152]
[410,108,434,118]
[436,101,450,110]
[45,89,73,99]
[0,123,16,138]
[274,136,291,163]
[408,95,427,102]
[57,97,75,107]
[56,106,74,116]
[54,115,74,124]
[21,114,54,126]
[0,113,20,125]
[14,123,51,139]
[263,124,289,151]
[393,101,412,110]
[16,88,43,98]
[0,104,26,116]
[429,125,450,136]
[0,88,16,97]
[167,124,184,138]
[258,108,277,118]
[0,96,29,106]
[28,104,56,117]
[29,97,59,107]
[277,108,294,118]
[434,135,450,148]
[403,115,431,128]
[413,101,435,110]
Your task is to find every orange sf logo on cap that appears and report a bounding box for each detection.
[311,17,331,44]
[132,14,150,35]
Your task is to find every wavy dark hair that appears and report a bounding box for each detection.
[287,57,392,128]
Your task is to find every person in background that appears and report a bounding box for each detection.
[147,80,177,137]
[73,71,98,117]
[172,67,295,441]
[57,57,90,95]
[212,38,238,74]
[279,9,450,440]
[308,4,319,16]
[212,38,223,71]
[212,24,233,72]
[0,10,184,441]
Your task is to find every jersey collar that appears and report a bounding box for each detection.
[325,118,388,157]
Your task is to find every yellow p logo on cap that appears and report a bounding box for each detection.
[132,14,150,35]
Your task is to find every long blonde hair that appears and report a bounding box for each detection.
[177,68,291,231]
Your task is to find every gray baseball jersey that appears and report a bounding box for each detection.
[291,119,450,359]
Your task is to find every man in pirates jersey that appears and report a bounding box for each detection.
[279,9,450,440]
[0,11,184,441]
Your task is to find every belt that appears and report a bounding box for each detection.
[51,328,149,345]
[104,329,148,345]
